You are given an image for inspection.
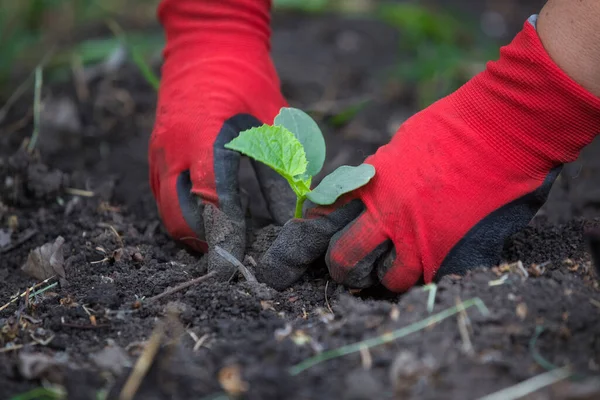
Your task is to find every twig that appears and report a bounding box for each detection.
[214,246,257,282]
[26,66,43,154]
[289,297,489,375]
[325,281,334,315]
[119,322,164,400]
[423,283,437,313]
[146,271,217,304]
[477,367,572,400]
[97,223,123,247]
[0,344,24,353]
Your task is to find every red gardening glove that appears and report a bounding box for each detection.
[149,0,291,279]
[257,18,600,292]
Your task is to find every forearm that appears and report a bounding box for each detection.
[537,0,600,96]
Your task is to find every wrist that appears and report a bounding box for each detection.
[158,0,272,58]
[537,0,600,97]
[452,20,600,179]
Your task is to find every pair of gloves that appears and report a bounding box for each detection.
[149,0,600,292]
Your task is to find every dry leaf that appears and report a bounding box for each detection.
[21,236,66,283]
[218,364,248,396]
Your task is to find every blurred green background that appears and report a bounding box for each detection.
[0,0,543,108]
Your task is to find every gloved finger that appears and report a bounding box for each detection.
[326,210,391,288]
[252,161,296,224]
[196,115,264,280]
[256,199,364,290]
[150,150,207,252]
[377,248,423,293]
[203,203,246,281]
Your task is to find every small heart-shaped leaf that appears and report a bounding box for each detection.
[225,124,308,184]
[306,163,375,205]
[274,107,326,178]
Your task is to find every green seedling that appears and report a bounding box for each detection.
[225,107,375,218]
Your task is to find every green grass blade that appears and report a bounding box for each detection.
[289,297,488,375]
[478,367,572,400]
[26,66,43,153]
[9,387,63,400]
[107,19,160,91]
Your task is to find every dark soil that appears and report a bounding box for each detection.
[2,5,600,400]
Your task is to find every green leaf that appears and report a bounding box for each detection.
[225,124,308,190]
[306,164,375,205]
[274,107,326,178]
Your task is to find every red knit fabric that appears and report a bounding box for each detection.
[324,22,600,292]
[149,0,287,251]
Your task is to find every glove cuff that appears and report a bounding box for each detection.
[158,0,272,59]
[454,18,600,180]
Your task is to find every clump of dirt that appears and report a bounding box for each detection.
[1,145,599,399]
[2,6,600,400]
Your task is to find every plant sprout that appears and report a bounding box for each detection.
[225,107,375,218]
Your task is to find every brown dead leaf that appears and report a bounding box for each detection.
[218,364,248,396]
[21,236,66,283]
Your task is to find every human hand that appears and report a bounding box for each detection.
[149,0,293,279]
[257,19,600,292]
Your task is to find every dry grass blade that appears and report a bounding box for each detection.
[423,283,437,313]
[0,344,24,353]
[455,296,474,355]
[325,281,334,314]
[0,277,56,312]
[289,297,489,375]
[119,322,164,400]
[214,245,256,282]
[359,345,372,370]
[26,66,43,153]
[477,366,572,400]
[64,188,95,197]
